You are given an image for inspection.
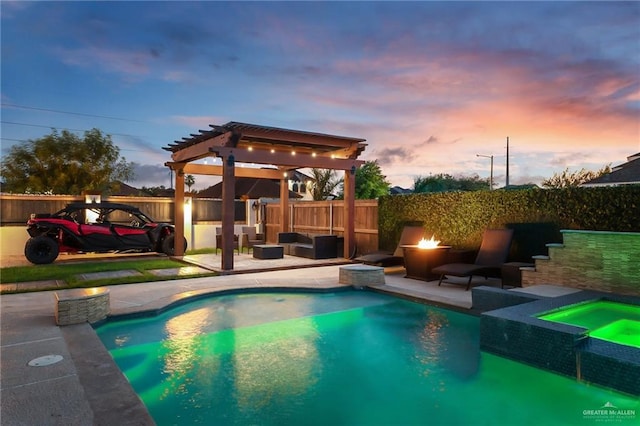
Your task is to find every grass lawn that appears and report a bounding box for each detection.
[0,257,217,293]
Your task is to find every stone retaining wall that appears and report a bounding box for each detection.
[521,230,640,296]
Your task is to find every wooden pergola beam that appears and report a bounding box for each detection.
[171,131,233,163]
[209,147,363,171]
[167,162,285,179]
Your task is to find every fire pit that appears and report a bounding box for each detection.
[401,236,451,281]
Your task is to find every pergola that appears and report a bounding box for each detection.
[163,121,366,270]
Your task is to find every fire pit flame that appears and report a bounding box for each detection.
[417,235,441,249]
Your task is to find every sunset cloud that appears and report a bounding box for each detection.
[2,1,638,190]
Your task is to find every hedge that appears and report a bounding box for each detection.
[378,186,640,257]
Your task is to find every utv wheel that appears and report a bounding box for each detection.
[161,234,187,256]
[24,236,59,264]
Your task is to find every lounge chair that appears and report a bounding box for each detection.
[354,225,425,267]
[432,228,514,290]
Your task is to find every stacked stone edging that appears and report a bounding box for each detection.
[339,265,385,288]
[521,230,640,296]
[55,288,110,325]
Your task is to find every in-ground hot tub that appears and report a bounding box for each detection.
[589,319,640,348]
[537,300,640,349]
[480,294,640,396]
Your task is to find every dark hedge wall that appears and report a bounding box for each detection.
[378,186,640,257]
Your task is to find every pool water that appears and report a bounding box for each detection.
[538,300,640,348]
[96,292,638,425]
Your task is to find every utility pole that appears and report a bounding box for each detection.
[476,154,494,190]
[505,136,510,187]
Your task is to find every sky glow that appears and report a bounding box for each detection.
[1,1,639,190]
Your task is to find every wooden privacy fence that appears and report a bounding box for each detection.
[265,200,378,256]
[0,194,246,225]
[0,195,380,255]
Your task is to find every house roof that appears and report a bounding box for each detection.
[390,186,412,195]
[197,177,302,199]
[582,153,640,186]
[111,181,141,196]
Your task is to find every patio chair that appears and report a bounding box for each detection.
[432,228,514,291]
[354,225,425,267]
[215,227,239,254]
[241,226,265,251]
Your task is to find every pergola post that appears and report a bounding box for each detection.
[343,166,356,258]
[173,166,186,256]
[164,122,367,270]
[279,174,289,233]
[221,153,236,270]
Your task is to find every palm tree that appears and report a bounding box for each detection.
[185,174,196,192]
[309,168,342,200]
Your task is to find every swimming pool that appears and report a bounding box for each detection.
[96,291,638,425]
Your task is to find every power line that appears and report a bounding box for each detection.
[0,137,153,153]
[1,102,148,123]
[1,120,143,139]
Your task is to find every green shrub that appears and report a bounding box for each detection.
[378,186,640,252]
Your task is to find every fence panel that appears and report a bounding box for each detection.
[0,195,247,225]
[0,194,80,225]
[1,195,377,254]
[263,200,378,255]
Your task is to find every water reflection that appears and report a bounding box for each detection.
[414,309,480,384]
[232,316,320,411]
[161,307,220,401]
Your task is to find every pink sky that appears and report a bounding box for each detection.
[2,1,638,190]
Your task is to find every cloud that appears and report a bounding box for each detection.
[52,46,152,79]
[112,135,166,164]
[130,163,172,188]
[170,115,227,129]
[0,0,31,18]
[372,146,414,167]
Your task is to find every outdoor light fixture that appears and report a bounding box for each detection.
[291,150,296,156]
[312,152,317,157]
[247,146,253,151]
[476,154,494,190]
[270,148,275,154]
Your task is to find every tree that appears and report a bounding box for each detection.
[541,165,612,189]
[309,168,342,200]
[185,174,196,192]
[337,160,391,199]
[413,173,488,193]
[0,128,134,195]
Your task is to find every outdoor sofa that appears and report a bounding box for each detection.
[277,232,342,259]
